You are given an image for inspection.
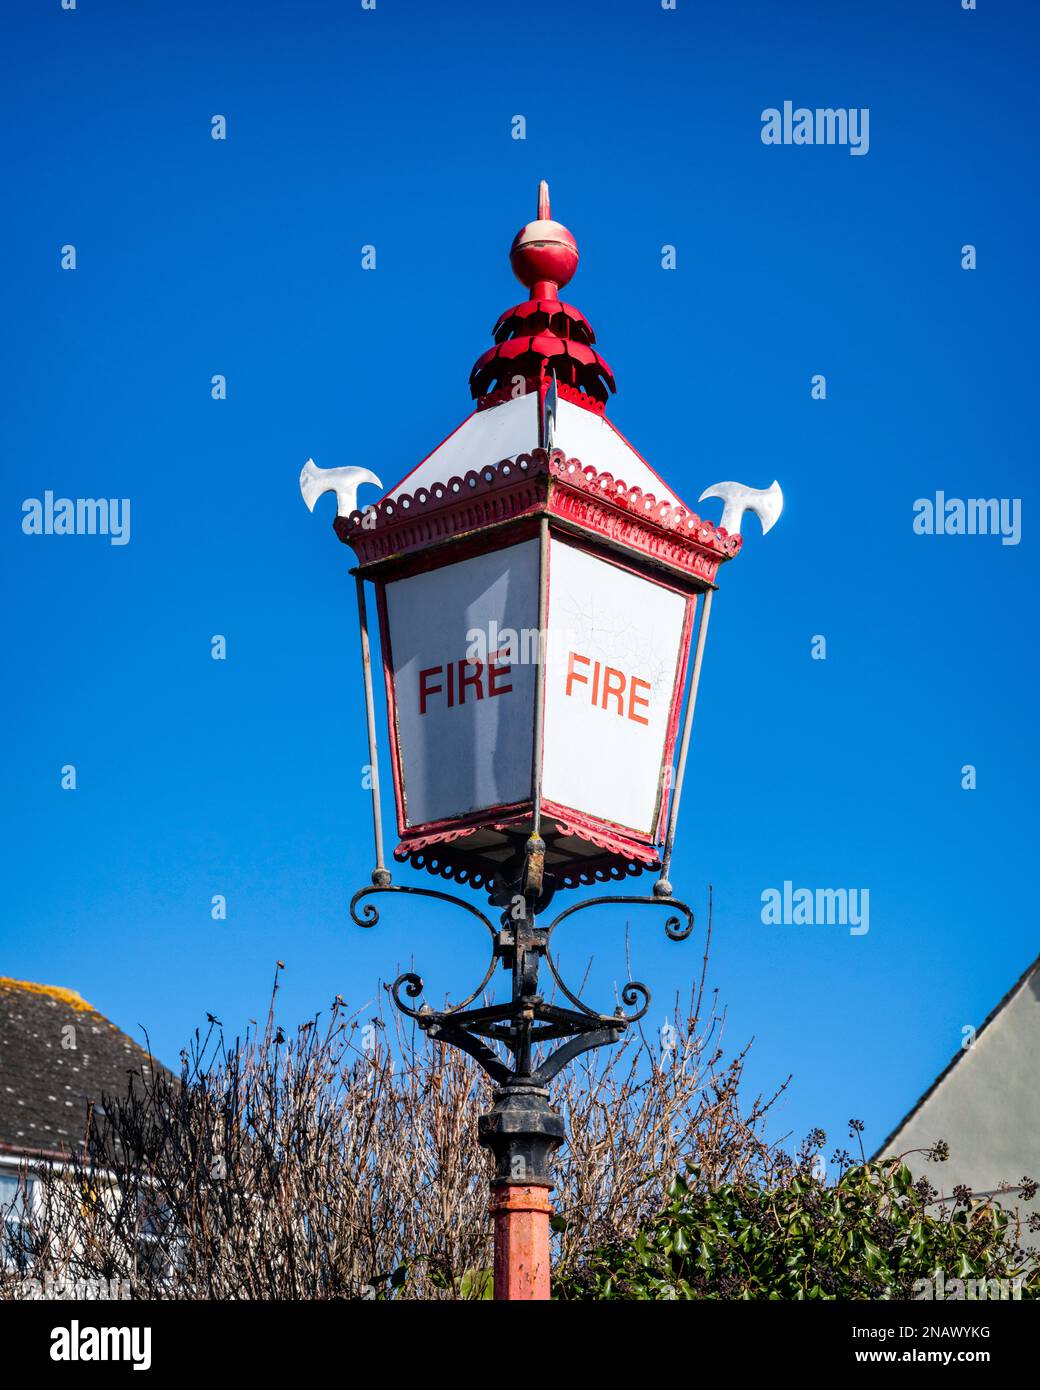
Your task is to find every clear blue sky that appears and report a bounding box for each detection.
[2,0,1037,1168]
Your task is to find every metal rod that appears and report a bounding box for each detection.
[658,587,714,889]
[529,516,550,838]
[354,574,389,884]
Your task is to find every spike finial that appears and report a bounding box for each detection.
[537,179,551,221]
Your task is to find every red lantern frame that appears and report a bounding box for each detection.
[338,444,738,893]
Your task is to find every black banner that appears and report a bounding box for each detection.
[1,1295,1032,1374]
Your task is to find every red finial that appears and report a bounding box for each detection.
[509,180,579,300]
[469,182,614,408]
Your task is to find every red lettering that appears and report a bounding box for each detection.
[601,666,626,714]
[419,653,517,712]
[488,650,512,698]
[418,666,443,715]
[564,650,650,723]
[628,677,651,725]
[565,651,590,697]
[458,658,484,704]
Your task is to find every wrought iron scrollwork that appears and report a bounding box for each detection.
[542,891,694,943]
[350,882,497,937]
[352,877,695,1088]
[386,971,425,1020]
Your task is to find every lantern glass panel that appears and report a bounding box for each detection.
[382,539,540,826]
[541,537,690,838]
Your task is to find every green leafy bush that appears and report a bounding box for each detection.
[554,1156,1040,1300]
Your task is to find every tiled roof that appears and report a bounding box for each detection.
[0,979,157,1157]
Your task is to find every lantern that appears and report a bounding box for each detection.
[299,182,782,1300]
[321,183,773,898]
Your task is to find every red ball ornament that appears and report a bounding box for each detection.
[509,181,579,295]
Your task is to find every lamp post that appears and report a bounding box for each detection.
[299,183,782,1300]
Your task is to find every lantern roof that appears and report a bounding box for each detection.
[377,182,687,512]
[381,393,685,511]
[339,183,739,586]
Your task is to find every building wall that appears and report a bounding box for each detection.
[880,962,1040,1250]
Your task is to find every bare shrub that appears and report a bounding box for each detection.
[5,916,790,1300]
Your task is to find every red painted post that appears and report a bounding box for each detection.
[490,1184,552,1300]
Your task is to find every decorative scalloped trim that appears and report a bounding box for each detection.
[392,839,653,894]
[470,336,615,402]
[549,455,739,552]
[336,448,740,577]
[396,825,484,851]
[548,818,659,866]
[492,299,596,346]
[393,845,499,892]
[343,452,544,531]
[392,806,661,896]
[554,858,647,890]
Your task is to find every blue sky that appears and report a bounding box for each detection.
[2,0,1037,1169]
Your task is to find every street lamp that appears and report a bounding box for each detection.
[299,182,782,1300]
